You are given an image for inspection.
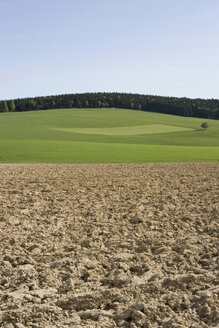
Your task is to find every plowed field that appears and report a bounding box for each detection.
[0,163,218,328]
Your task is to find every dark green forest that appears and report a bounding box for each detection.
[0,92,219,119]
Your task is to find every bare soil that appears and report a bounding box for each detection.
[0,163,218,328]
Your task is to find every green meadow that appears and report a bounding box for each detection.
[0,108,218,163]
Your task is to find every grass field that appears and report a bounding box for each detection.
[0,108,218,163]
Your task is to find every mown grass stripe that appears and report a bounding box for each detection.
[53,124,194,136]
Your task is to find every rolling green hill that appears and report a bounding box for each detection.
[0,108,218,163]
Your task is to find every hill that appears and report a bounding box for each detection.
[1,92,219,119]
[0,108,218,163]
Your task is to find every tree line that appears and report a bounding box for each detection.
[0,92,219,119]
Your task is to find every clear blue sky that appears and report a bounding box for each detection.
[1,0,219,100]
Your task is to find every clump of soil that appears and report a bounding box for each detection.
[0,163,218,328]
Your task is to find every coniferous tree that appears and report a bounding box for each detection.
[75,98,81,107]
[0,102,3,112]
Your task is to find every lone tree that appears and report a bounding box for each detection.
[201,122,209,130]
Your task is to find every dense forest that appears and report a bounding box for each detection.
[0,92,219,119]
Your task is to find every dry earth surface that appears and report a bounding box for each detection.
[0,163,218,328]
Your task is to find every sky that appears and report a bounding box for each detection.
[0,0,219,100]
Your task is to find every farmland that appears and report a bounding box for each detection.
[0,108,218,327]
[0,163,218,327]
[0,108,218,163]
